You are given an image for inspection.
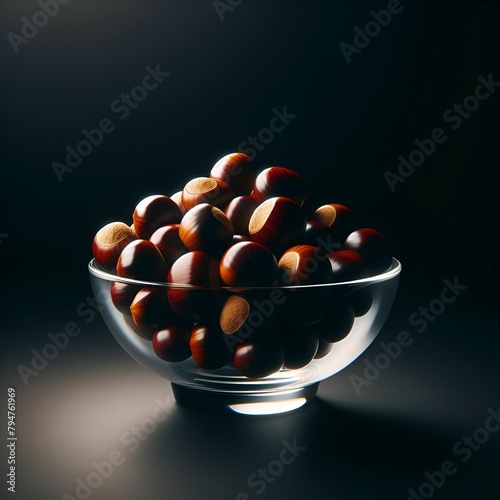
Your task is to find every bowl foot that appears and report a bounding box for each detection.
[171,382,319,415]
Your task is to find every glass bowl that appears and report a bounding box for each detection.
[88,257,401,415]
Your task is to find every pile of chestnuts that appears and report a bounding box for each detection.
[92,153,392,378]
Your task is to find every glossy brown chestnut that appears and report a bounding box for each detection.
[248,197,306,252]
[233,342,284,378]
[179,203,234,253]
[153,326,191,362]
[327,250,372,316]
[190,324,232,370]
[314,203,359,243]
[345,287,372,317]
[300,220,332,247]
[130,286,177,328]
[116,240,168,281]
[167,250,221,287]
[327,249,370,282]
[281,331,319,369]
[182,177,234,211]
[92,222,136,271]
[123,315,156,341]
[308,300,355,342]
[253,167,306,206]
[167,251,221,321]
[277,245,333,285]
[150,224,188,268]
[343,228,392,274]
[170,191,186,213]
[220,241,277,287]
[314,338,334,359]
[133,195,183,239]
[210,152,258,196]
[110,282,141,315]
[224,196,258,235]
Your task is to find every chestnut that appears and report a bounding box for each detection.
[345,287,372,317]
[314,338,334,359]
[167,251,221,321]
[220,295,250,335]
[133,195,183,239]
[219,294,274,342]
[327,249,370,282]
[210,152,258,196]
[110,281,141,315]
[224,196,258,235]
[116,240,168,281]
[168,250,221,287]
[300,220,332,247]
[308,300,355,342]
[130,286,177,328]
[170,191,186,213]
[314,203,359,243]
[150,224,188,268]
[220,241,277,287]
[179,203,234,253]
[153,326,191,362]
[92,222,136,271]
[123,315,155,341]
[190,324,232,370]
[233,342,284,379]
[327,250,372,316]
[278,245,333,285]
[182,177,234,211]
[253,167,306,206]
[248,197,306,252]
[343,228,392,274]
[281,331,319,369]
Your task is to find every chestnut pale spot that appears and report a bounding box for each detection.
[315,205,337,227]
[182,178,234,211]
[278,251,300,277]
[220,296,250,334]
[96,222,132,246]
[211,207,233,230]
[248,199,275,234]
[186,177,218,195]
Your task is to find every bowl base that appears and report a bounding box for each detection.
[171,382,319,415]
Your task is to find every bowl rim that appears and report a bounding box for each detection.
[88,257,402,291]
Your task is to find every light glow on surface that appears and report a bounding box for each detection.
[228,397,307,415]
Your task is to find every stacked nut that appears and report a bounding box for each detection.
[92,152,392,378]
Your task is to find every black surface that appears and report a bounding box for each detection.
[1,1,499,499]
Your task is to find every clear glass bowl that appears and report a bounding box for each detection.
[88,258,401,415]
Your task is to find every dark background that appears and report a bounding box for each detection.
[0,1,499,499]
